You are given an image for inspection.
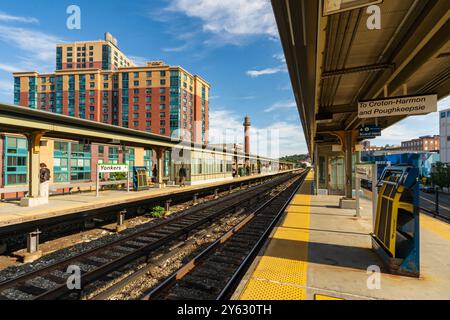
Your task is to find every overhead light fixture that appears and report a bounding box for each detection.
[323,0,383,16]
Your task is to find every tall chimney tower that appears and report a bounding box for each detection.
[243,115,251,159]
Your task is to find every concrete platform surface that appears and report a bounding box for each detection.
[0,172,281,228]
[236,172,450,300]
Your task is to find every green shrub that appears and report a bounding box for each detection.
[151,206,165,218]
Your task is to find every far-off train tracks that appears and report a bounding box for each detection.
[0,170,307,300]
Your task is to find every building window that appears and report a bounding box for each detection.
[160,128,166,135]
[14,77,20,105]
[441,112,446,118]
[160,79,166,85]
[98,145,105,156]
[4,137,28,185]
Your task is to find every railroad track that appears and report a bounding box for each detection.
[0,171,302,300]
[141,170,308,300]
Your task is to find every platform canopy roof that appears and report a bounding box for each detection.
[271,0,450,154]
[0,102,285,163]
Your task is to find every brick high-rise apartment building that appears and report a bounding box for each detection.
[13,33,210,144]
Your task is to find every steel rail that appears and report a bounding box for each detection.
[0,171,299,300]
[140,170,308,300]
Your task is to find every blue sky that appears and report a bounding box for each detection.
[0,0,448,156]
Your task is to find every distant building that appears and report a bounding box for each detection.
[400,135,440,152]
[12,32,210,144]
[440,108,450,163]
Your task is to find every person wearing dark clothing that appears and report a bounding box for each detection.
[40,165,51,183]
[39,163,51,197]
[179,165,187,187]
[152,165,158,183]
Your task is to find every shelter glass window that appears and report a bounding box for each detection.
[53,141,70,182]
[4,137,28,185]
[70,143,91,181]
[164,150,170,177]
[144,149,152,176]
[125,147,135,172]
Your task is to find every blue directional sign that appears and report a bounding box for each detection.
[359,125,381,139]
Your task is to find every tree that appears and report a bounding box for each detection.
[430,162,450,190]
[279,154,309,168]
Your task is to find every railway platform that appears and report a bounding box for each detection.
[235,171,450,300]
[0,171,288,229]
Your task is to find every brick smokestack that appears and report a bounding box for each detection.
[243,115,251,157]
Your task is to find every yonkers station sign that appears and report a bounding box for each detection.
[358,94,437,119]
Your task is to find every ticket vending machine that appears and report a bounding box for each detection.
[133,166,149,191]
[372,165,420,277]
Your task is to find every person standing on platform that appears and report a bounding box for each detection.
[179,164,187,187]
[39,163,51,198]
[152,165,158,184]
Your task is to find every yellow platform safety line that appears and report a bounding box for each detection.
[314,294,344,300]
[239,171,314,300]
[420,214,450,242]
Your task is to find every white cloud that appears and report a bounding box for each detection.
[163,44,189,52]
[0,12,39,24]
[264,100,296,112]
[166,0,277,44]
[0,63,21,73]
[0,25,61,62]
[0,79,13,101]
[246,66,286,78]
[246,53,287,78]
[208,107,307,157]
[127,55,149,66]
[273,53,286,63]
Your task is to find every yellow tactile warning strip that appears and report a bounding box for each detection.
[239,171,314,300]
[420,214,450,242]
[314,294,344,300]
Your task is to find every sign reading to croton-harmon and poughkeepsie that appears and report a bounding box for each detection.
[358,94,437,119]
